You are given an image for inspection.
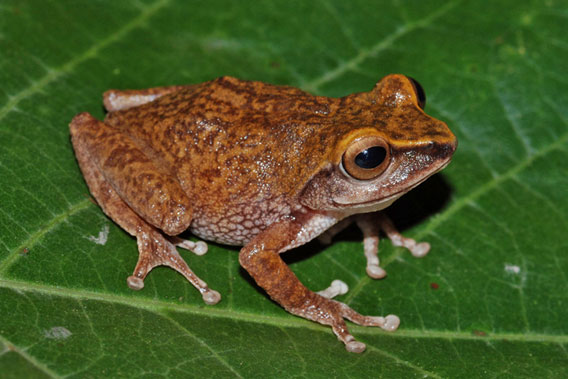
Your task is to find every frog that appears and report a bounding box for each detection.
[69,74,457,353]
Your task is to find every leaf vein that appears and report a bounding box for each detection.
[0,0,171,123]
[491,81,534,156]
[301,0,461,93]
[364,344,443,378]
[0,198,92,276]
[159,312,244,377]
[0,334,62,379]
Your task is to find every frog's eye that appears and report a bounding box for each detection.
[407,76,426,109]
[342,136,390,180]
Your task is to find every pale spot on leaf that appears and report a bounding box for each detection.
[504,264,520,275]
[87,224,109,245]
[43,326,72,340]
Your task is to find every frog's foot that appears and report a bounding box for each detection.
[293,295,399,353]
[317,279,349,299]
[376,213,430,258]
[354,212,431,279]
[128,228,221,305]
[168,236,208,256]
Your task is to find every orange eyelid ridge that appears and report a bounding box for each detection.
[373,74,423,109]
[333,127,387,163]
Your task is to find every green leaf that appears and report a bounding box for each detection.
[1,0,567,376]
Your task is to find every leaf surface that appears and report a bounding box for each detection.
[1,0,567,377]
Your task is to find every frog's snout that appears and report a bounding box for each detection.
[441,135,458,160]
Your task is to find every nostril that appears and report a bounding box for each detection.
[443,140,458,157]
[422,141,435,151]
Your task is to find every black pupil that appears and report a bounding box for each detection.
[355,146,386,169]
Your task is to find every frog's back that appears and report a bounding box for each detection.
[103,77,340,208]
[105,76,325,129]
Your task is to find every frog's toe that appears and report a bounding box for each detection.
[391,236,431,258]
[408,241,430,258]
[171,237,208,256]
[363,314,400,331]
[324,311,367,353]
[127,275,145,290]
[326,300,400,353]
[306,295,399,353]
[202,289,221,305]
[366,264,387,279]
[193,241,208,255]
[346,340,366,353]
[338,301,400,332]
[382,314,401,331]
[317,279,349,299]
[376,213,431,258]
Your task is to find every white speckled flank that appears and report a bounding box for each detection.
[190,197,293,245]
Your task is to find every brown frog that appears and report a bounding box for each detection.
[70,74,456,353]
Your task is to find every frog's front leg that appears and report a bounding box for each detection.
[356,212,430,278]
[239,219,399,353]
[71,112,192,235]
[70,113,220,304]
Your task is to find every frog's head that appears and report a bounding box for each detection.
[299,74,457,214]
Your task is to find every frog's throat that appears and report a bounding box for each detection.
[337,194,402,216]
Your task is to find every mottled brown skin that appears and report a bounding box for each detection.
[70,74,457,353]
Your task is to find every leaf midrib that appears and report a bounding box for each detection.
[1,278,567,345]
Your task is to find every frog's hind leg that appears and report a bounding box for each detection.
[70,113,220,305]
[103,85,196,111]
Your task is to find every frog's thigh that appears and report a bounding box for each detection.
[70,112,192,236]
[70,113,219,303]
[103,84,195,111]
